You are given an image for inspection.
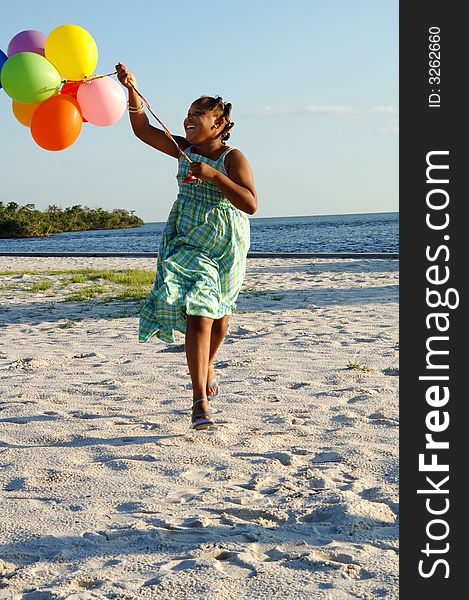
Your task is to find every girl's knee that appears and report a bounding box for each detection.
[213,315,229,333]
[187,315,213,332]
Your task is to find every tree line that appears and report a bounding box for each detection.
[0,202,144,238]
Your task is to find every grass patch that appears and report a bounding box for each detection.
[242,286,268,295]
[62,268,155,286]
[29,280,54,292]
[1,269,154,304]
[0,270,42,276]
[65,286,106,302]
[0,283,21,290]
[0,268,154,282]
[99,269,154,286]
[68,274,88,284]
[346,360,370,372]
[60,320,75,329]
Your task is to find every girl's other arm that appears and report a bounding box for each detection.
[190,150,258,215]
[115,63,187,158]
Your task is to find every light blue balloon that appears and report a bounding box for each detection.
[0,50,8,89]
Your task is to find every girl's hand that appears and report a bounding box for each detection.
[188,162,217,182]
[115,63,137,90]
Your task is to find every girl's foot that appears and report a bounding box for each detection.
[191,398,214,430]
[207,363,219,400]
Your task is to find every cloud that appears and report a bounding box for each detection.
[376,125,399,135]
[240,105,399,118]
[369,105,399,115]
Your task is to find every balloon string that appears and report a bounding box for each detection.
[128,83,193,164]
[63,71,118,84]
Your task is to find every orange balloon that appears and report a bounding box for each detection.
[30,95,83,151]
[12,100,40,127]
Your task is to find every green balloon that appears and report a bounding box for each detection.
[0,51,61,104]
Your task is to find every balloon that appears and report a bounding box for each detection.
[30,95,82,151]
[7,30,47,56]
[61,80,82,97]
[0,50,7,88]
[60,80,88,122]
[45,24,98,80]
[0,52,61,104]
[12,100,40,127]
[77,77,126,126]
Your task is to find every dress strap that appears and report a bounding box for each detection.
[180,145,234,163]
[220,146,235,160]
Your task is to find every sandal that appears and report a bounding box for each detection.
[191,398,214,430]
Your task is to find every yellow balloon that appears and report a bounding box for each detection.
[45,24,98,80]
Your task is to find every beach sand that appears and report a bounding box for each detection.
[0,257,399,599]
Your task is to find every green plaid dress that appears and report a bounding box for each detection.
[139,145,250,343]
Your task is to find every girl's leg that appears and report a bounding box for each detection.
[207,315,230,395]
[185,315,213,418]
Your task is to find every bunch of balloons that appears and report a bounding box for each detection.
[0,25,126,151]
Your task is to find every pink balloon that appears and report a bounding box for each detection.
[7,30,47,57]
[77,77,126,126]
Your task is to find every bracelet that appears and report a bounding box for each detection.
[127,101,144,113]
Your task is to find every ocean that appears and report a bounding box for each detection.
[0,212,398,254]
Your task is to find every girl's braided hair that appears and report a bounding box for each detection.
[195,96,235,143]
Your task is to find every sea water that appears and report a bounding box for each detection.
[0,212,398,254]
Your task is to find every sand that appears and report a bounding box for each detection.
[0,256,399,599]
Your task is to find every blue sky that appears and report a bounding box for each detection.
[0,0,398,222]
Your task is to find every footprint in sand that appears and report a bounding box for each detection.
[219,506,289,526]
[382,367,399,376]
[181,467,216,483]
[146,550,258,586]
[211,549,259,578]
[160,344,185,353]
[276,548,363,579]
[69,411,102,420]
[368,412,399,427]
[311,451,343,464]
[4,477,27,491]
[116,501,147,513]
[99,454,158,471]
[287,381,310,390]
[8,357,51,370]
[233,450,296,467]
[348,394,370,404]
[20,592,56,599]
[165,486,201,505]
[194,544,261,578]
[300,493,397,535]
[331,415,357,427]
[360,487,399,514]
[0,414,58,424]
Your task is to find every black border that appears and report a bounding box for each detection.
[400,2,464,595]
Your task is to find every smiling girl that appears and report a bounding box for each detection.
[116,63,257,430]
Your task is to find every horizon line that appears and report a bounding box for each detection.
[142,209,399,223]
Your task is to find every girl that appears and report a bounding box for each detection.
[116,64,257,430]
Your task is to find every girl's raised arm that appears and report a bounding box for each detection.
[116,63,187,158]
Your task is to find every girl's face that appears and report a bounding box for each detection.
[183,102,222,144]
